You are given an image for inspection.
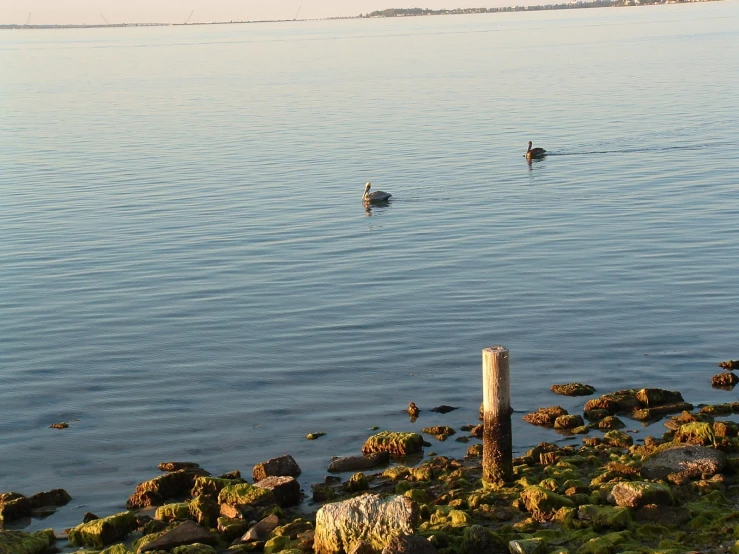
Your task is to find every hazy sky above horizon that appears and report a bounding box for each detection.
[3,0,521,25]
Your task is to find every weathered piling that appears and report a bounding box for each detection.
[482,345,512,483]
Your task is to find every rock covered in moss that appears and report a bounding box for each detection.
[0,529,55,554]
[68,510,138,548]
[602,430,633,448]
[421,426,456,440]
[191,476,244,498]
[554,414,584,430]
[138,520,217,552]
[128,469,206,509]
[509,537,548,554]
[577,504,631,531]
[171,544,217,554]
[0,493,32,523]
[155,502,191,522]
[575,531,630,554]
[551,383,596,397]
[597,416,624,430]
[253,454,302,482]
[609,481,673,509]
[673,422,716,445]
[519,485,575,520]
[218,483,276,509]
[314,494,418,554]
[523,406,568,427]
[362,431,424,456]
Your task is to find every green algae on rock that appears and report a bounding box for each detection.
[0,529,55,554]
[523,406,568,427]
[218,483,276,508]
[361,431,424,456]
[68,510,138,548]
[551,383,596,397]
[520,485,575,521]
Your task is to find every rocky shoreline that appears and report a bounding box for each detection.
[3,369,739,554]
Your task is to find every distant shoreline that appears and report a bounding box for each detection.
[0,0,721,30]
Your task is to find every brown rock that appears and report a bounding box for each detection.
[29,489,72,509]
[382,534,437,554]
[138,520,216,552]
[253,454,302,482]
[126,489,164,509]
[0,495,32,523]
[240,513,280,542]
[157,461,203,472]
[328,452,390,473]
[253,475,301,507]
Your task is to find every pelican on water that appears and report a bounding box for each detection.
[362,182,392,202]
[525,141,547,160]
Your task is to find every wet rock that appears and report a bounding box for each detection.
[430,405,458,414]
[597,416,625,430]
[550,383,595,397]
[138,520,217,552]
[523,406,568,427]
[712,372,739,387]
[406,402,420,418]
[158,462,203,472]
[29,488,71,509]
[421,426,456,440]
[631,402,694,421]
[253,454,302,482]
[583,408,610,421]
[126,489,164,509]
[83,512,99,523]
[314,493,418,554]
[718,359,739,370]
[602,430,633,448]
[68,510,138,548]
[189,494,219,527]
[49,422,69,429]
[609,482,673,509]
[240,514,280,542]
[128,469,207,508]
[382,533,436,554]
[0,529,55,554]
[641,444,726,481]
[0,493,32,523]
[636,388,684,407]
[218,470,241,480]
[327,452,390,473]
[584,389,640,414]
[307,432,327,440]
[713,420,738,437]
[253,475,301,507]
[361,431,424,456]
[553,414,584,430]
[154,502,190,522]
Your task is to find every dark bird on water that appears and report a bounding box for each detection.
[525,141,547,160]
[362,182,392,202]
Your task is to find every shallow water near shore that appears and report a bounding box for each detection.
[2,2,739,541]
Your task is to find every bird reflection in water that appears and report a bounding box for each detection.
[364,199,391,216]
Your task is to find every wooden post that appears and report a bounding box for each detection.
[482,345,512,483]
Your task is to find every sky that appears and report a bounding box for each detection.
[2,0,522,25]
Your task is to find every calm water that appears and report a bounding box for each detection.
[2,2,739,539]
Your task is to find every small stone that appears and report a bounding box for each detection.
[712,373,739,387]
[306,432,327,440]
[550,383,595,397]
[157,462,202,472]
[718,360,739,370]
[430,405,458,414]
[49,422,69,429]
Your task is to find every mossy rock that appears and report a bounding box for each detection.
[361,431,424,456]
[98,544,131,554]
[263,535,292,554]
[611,482,673,509]
[191,476,243,498]
[189,494,219,527]
[584,409,610,421]
[551,383,596,397]
[575,530,630,554]
[523,407,568,427]
[154,502,190,522]
[218,483,276,507]
[509,537,548,554]
[555,415,585,430]
[383,466,411,481]
[345,472,369,493]
[598,416,625,430]
[171,544,217,554]
[603,431,633,448]
[0,529,55,554]
[636,388,683,407]
[68,511,138,548]
[409,465,435,482]
[674,422,716,446]
[461,524,506,554]
[520,485,575,520]
[577,504,631,531]
[405,488,431,504]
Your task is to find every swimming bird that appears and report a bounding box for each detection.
[362,182,392,202]
[525,141,547,160]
